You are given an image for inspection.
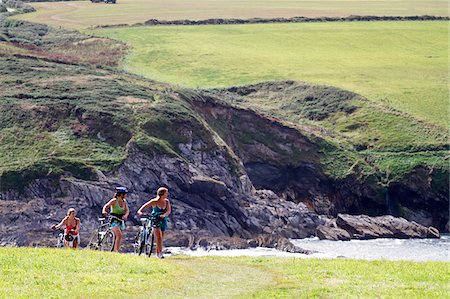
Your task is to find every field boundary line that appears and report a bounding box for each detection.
[92,15,449,29]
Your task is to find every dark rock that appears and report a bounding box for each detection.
[335,214,439,239]
[254,234,312,254]
[275,237,311,254]
[191,236,250,250]
[189,175,228,196]
[247,239,258,248]
[316,225,351,241]
[164,231,193,247]
[389,166,449,230]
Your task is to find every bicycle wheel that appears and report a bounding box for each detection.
[56,233,64,248]
[146,228,154,258]
[87,230,100,250]
[134,229,145,255]
[101,231,115,252]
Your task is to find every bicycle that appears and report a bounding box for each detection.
[53,227,78,248]
[54,228,65,248]
[88,215,124,251]
[133,214,163,257]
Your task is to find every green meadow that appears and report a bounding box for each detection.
[0,247,448,298]
[16,0,449,29]
[92,21,449,127]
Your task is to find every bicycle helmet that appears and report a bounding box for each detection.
[115,186,128,194]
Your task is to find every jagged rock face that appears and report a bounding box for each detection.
[189,94,386,219]
[316,225,351,241]
[0,143,324,248]
[318,214,440,240]
[244,163,383,216]
[388,167,449,230]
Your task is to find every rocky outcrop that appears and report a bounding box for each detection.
[0,140,323,250]
[197,84,449,231]
[317,214,440,240]
[316,225,351,241]
[389,166,449,230]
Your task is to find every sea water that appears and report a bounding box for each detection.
[291,235,450,262]
[169,235,449,262]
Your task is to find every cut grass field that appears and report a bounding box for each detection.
[0,247,449,298]
[15,0,450,29]
[92,21,449,127]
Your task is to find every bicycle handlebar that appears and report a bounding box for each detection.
[107,214,125,224]
[138,214,153,219]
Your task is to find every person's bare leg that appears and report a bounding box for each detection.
[112,227,122,252]
[154,228,162,256]
[161,231,165,255]
[64,240,70,248]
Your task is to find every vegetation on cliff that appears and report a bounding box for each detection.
[0,17,447,195]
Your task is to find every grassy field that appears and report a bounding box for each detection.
[92,21,449,127]
[0,247,448,298]
[15,0,450,29]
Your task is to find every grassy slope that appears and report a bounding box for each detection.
[0,47,209,189]
[15,0,449,29]
[0,20,447,186]
[207,82,448,179]
[0,248,448,298]
[92,21,449,127]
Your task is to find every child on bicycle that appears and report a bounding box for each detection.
[102,186,130,252]
[137,187,172,259]
[51,208,81,249]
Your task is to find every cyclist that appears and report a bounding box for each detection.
[51,208,81,249]
[102,186,130,252]
[137,187,171,258]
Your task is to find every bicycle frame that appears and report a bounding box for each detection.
[55,229,65,248]
[88,215,124,251]
[134,215,160,257]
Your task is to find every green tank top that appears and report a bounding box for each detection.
[111,198,126,215]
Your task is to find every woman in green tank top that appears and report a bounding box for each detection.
[102,186,130,252]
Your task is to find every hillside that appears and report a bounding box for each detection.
[91,21,449,127]
[0,247,448,298]
[0,14,448,249]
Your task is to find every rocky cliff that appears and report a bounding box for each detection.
[0,19,448,249]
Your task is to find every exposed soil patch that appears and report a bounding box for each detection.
[29,75,113,85]
[1,19,127,66]
[117,96,150,104]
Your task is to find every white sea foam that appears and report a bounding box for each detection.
[168,235,450,262]
[168,246,333,259]
[291,235,450,262]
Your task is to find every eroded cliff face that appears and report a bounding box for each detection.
[188,92,449,230]
[0,48,448,248]
[0,137,322,247]
[389,167,449,229]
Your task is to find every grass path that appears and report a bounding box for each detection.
[0,247,448,298]
[92,21,449,127]
[15,0,450,29]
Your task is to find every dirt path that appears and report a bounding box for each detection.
[48,2,86,25]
